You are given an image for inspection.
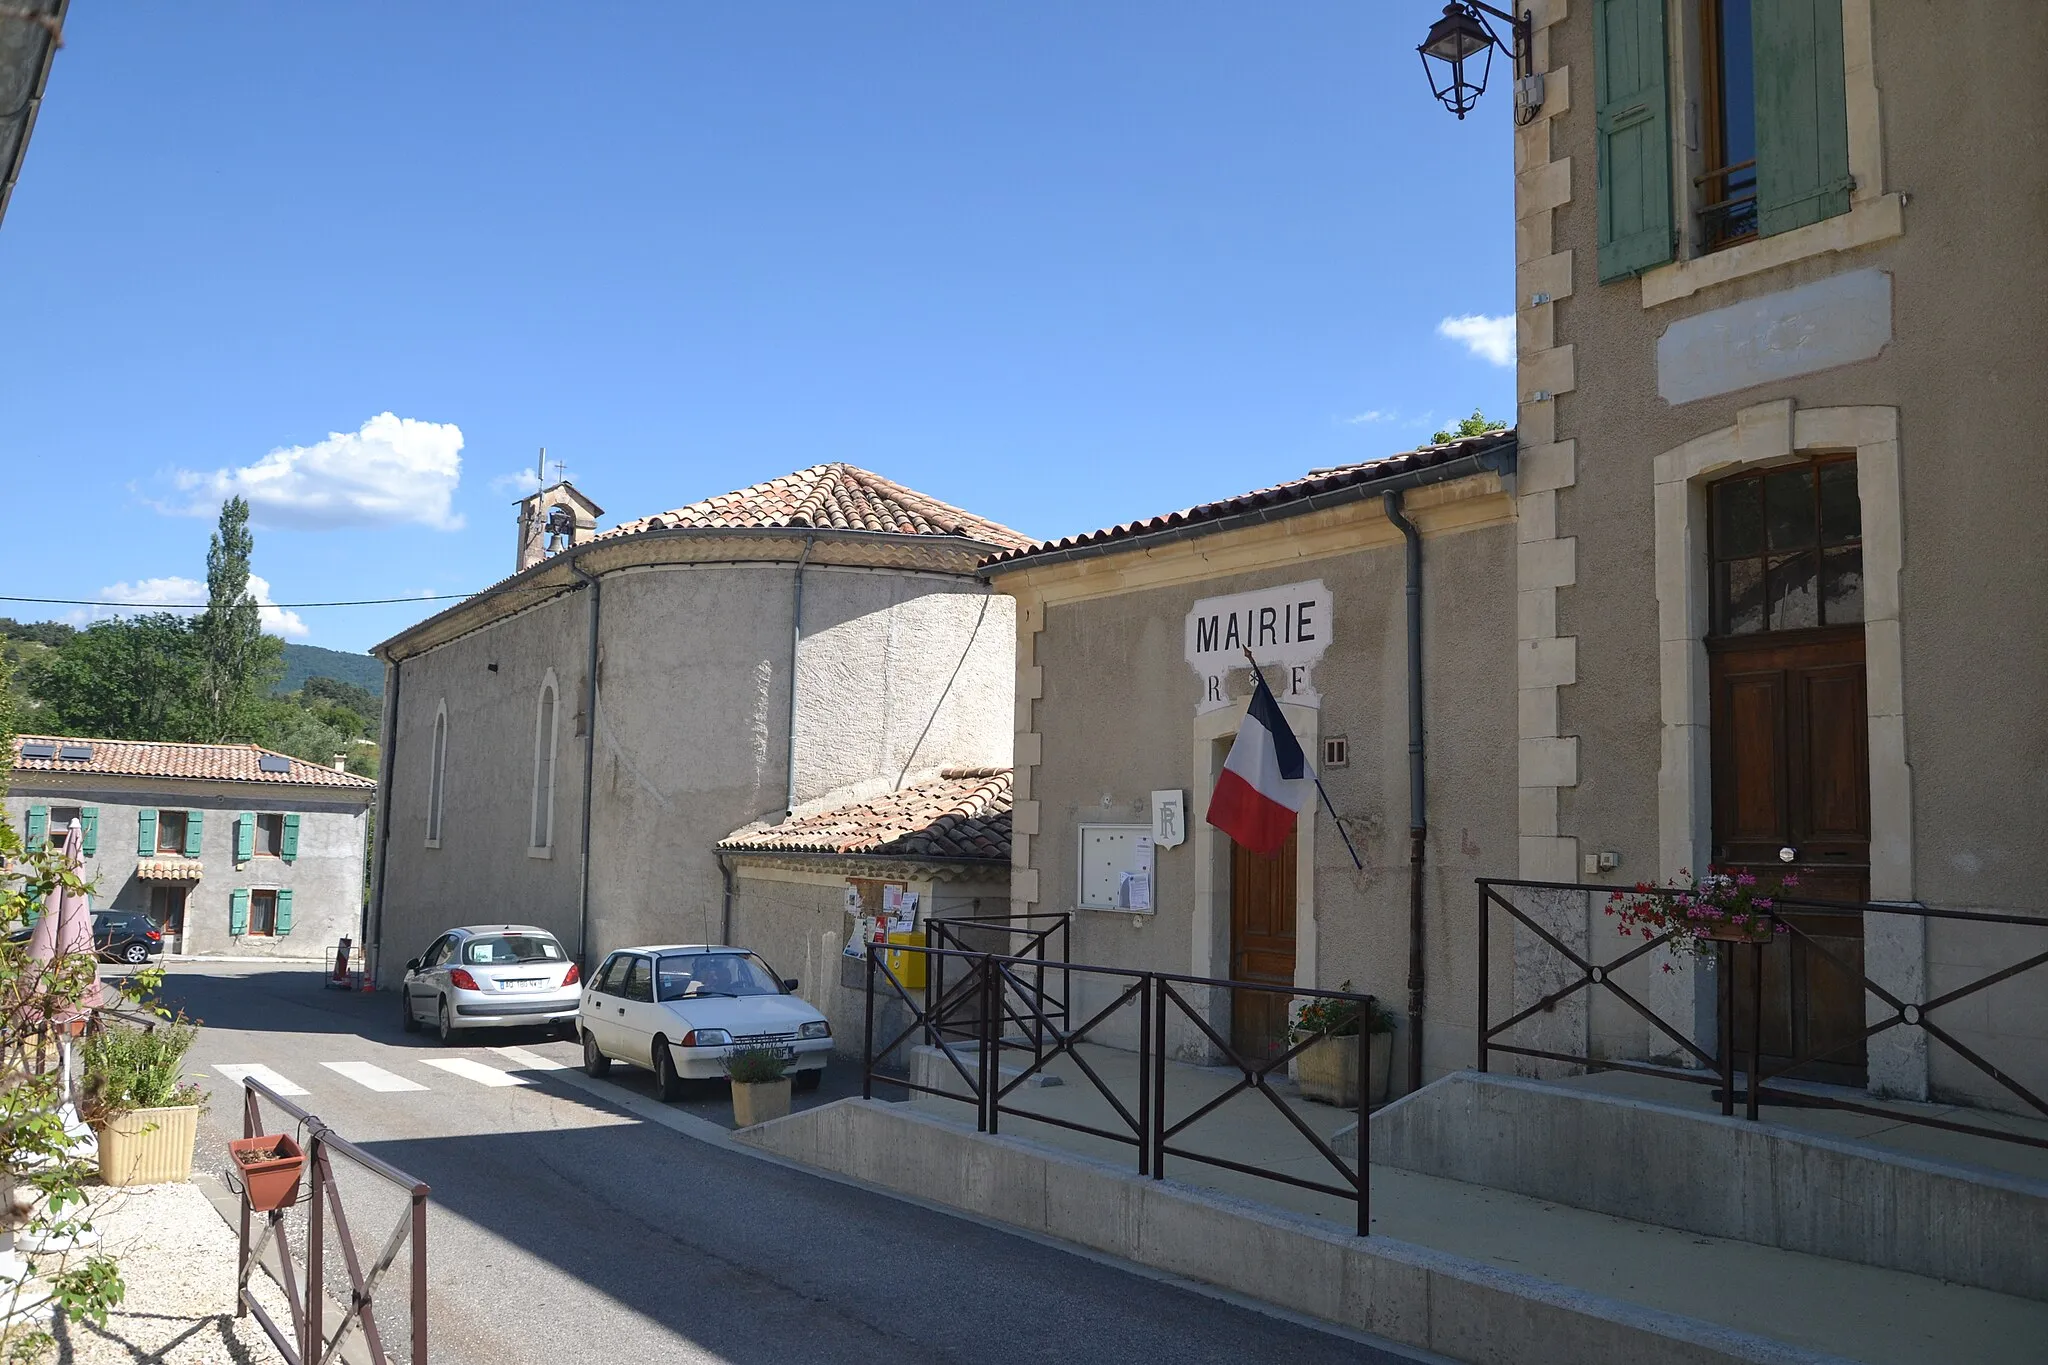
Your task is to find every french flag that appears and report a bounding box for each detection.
[1206,671,1315,858]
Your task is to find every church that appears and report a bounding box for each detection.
[367,465,1024,985]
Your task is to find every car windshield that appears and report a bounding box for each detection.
[656,953,782,1001]
[463,934,564,966]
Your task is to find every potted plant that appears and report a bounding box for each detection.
[80,1017,206,1186]
[725,1044,793,1127]
[1291,984,1396,1108]
[1606,867,1795,966]
[227,1132,306,1211]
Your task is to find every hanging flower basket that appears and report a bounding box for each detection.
[1606,868,1795,968]
[227,1133,306,1211]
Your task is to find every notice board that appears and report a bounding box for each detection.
[1078,824,1154,912]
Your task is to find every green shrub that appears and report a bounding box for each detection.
[80,1019,204,1121]
[723,1043,789,1084]
[1290,982,1399,1040]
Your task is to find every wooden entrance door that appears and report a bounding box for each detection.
[1229,829,1297,1062]
[148,885,188,951]
[1710,629,1870,1083]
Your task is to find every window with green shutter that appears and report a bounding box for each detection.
[281,813,301,862]
[275,888,294,935]
[229,888,250,936]
[25,806,47,850]
[1751,0,1850,237]
[184,809,204,858]
[1595,0,1674,281]
[80,807,98,858]
[137,808,157,855]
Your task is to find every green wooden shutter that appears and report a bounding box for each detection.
[185,810,205,857]
[281,813,300,862]
[275,888,294,935]
[137,808,157,855]
[229,888,250,936]
[1595,0,1674,281]
[80,807,98,857]
[1752,0,1851,237]
[25,806,47,850]
[235,812,254,862]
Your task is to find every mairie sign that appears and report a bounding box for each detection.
[1184,579,1331,714]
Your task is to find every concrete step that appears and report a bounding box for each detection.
[1363,1070,2048,1303]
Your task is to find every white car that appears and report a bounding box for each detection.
[578,944,830,1100]
[400,925,582,1043]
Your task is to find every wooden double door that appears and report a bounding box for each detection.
[1710,628,1870,1084]
[1229,830,1297,1062]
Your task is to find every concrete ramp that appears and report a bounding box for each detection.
[739,1098,1871,1365]
[1367,1071,2048,1302]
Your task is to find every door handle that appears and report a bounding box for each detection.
[1778,846,1797,863]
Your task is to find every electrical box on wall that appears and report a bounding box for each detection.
[1079,825,1154,912]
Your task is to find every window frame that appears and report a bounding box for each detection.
[156,809,189,856]
[248,889,279,938]
[255,812,286,858]
[1693,0,1758,253]
[1706,453,1862,639]
[426,701,449,848]
[594,952,632,997]
[47,805,81,851]
[529,673,559,857]
[622,956,655,1004]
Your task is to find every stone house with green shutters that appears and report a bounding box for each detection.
[6,734,376,958]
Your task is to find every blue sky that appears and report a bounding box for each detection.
[1,3,1514,654]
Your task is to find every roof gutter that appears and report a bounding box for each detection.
[0,0,65,231]
[979,443,1516,579]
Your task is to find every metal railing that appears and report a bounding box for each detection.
[863,939,1375,1235]
[923,912,1069,1059]
[236,1075,431,1364]
[1477,877,2048,1151]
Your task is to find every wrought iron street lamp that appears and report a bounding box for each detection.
[1418,2,1540,122]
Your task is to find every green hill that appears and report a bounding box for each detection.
[276,644,384,698]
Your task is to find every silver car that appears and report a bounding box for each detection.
[400,925,581,1043]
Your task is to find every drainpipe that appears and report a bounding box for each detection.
[367,656,401,983]
[570,556,602,970]
[783,534,815,819]
[718,852,735,946]
[1383,490,1428,1093]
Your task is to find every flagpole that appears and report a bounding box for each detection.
[1240,648,1364,871]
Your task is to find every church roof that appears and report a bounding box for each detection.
[599,464,1030,550]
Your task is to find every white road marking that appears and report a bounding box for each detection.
[422,1057,529,1088]
[322,1061,428,1093]
[212,1063,308,1096]
[491,1046,568,1072]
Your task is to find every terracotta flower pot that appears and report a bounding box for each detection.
[229,1133,306,1211]
[96,1105,199,1186]
[730,1078,791,1128]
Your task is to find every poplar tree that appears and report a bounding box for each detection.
[193,497,281,742]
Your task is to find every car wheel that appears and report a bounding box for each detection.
[437,997,460,1045]
[122,943,150,965]
[651,1036,684,1102]
[794,1068,822,1094]
[582,1030,611,1078]
[400,989,421,1033]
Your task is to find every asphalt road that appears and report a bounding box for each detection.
[161,961,1423,1365]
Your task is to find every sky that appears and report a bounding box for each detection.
[1,4,1515,654]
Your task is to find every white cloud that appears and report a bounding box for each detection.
[163,412,465,531]
[83,575,309,639]
[491,469,544,497]
[1437,314,1516,367]
[1344,410,1392,425]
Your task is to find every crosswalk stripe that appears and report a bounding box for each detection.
[422,1057,528,1089]
[213,1064,308,1096]
[490,1046,568,1072]
[322,1061,429,1093]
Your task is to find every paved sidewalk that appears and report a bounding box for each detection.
[52,1182,284,1365]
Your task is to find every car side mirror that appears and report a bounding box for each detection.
[783,978,799,992]
[404,958,421,973]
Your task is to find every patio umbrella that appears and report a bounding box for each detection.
[29,818,102,1019]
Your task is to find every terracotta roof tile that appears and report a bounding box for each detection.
[8,735,377,790]
[981,429,1517,568]
[600,464,1032,550]
[718,769,1011,862]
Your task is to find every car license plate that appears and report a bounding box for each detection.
[502,978,548,991]
[776,1046,795,1061]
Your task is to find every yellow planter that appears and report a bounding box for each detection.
[730,1078,791,1128]
[1295,1033,1393,1108]
[96,1105,199,1186]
